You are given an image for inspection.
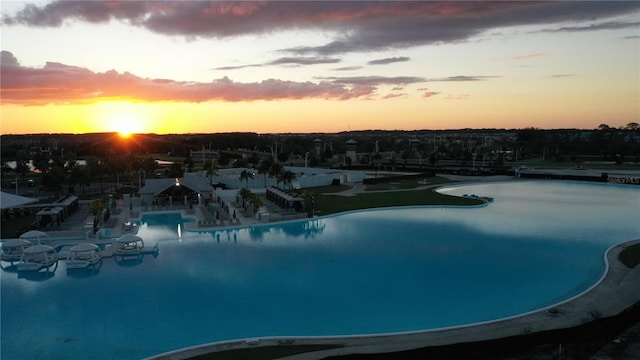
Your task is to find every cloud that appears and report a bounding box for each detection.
[4,1,638,55]
[550,74,575,78]
[213,63,261,71]
[445,94,471,100]
[1,50,20,66]
[422,91,441,98]
[318,75,425,86]
[504,53,545,61]
[268,57,341,66]
[213,56,340,70]
[313,75,426,100]
[0,51,376,105]
[1,1,150,27]
[382,93,408,100]
[540,20,640,33]
[367,57,410,65]
[333,66,363,71]
[430,75,500,82]
[418,87,441,98]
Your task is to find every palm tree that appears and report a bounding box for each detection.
[298,190,316,217]
[248,193,263,214]
[69,165,90,195]
[269,162,283,188]
[86,158,106,193]
[258,158,273,188]
[239,188,252,207]
[205,160,218,185]
[41,165,66,198]
[239,169,254,188]
[89,195,109,234]
[280,170,296,190]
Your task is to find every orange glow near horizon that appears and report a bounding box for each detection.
[94,101,149,135]
[0,95,637,136]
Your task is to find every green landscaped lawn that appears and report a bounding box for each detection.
[364,175,455,191]
[295,176,480,216]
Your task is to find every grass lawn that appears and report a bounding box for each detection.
[363,175,454,191]
[296,176,482,216]
[304,176,483,215]
[315,189,483,215]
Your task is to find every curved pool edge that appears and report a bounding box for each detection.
[146,238,640,360]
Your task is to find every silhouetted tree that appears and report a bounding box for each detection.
[41,165,66,198]
[269,162,284,188]
[258,158,273,188]
[239,169,254,188]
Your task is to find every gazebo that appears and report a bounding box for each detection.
[138,173,213,208]
[19,230,51,244]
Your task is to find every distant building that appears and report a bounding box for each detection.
[28,146,53,157]
[138,172,213,208]
[345,139,357,165]
[408,137,422,156]
[314,138,323,156]
[190,149,219,162]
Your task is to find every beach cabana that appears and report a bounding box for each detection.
[17,244,58,272]
[114,234,144,255]
[19,230,51,244]
[1,238,32,262]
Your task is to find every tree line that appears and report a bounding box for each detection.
[2,124,638,197]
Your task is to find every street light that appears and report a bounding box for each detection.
[305,152,311,168]
[138,169,145,188]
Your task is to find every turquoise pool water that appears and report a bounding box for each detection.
[1,180,639,359]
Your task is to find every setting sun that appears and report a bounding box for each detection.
[112,114,140,137]
[94,101,149,135]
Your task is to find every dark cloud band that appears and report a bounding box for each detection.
[3,1,638,56]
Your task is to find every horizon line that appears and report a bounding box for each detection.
[0,127,627,137]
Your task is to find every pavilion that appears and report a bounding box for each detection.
[138,173,213,208]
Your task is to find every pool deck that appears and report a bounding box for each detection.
[41,174,512,241]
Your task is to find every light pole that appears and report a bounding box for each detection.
[305,152,310,167]
[138,169,145,188]
[472,152,477,171]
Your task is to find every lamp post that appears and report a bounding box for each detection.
[138,169,145,189]
[472,152,477,171]
[305,152,310,168]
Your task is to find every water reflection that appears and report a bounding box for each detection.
[113,250,158,267]
[16,261,58,282]
[436,181,640,242]
[278,219,326,239]
[66,260,102,278]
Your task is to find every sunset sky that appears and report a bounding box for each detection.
[1,1,639,135]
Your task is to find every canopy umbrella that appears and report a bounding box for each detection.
[1,191,37,210]
[19,230,50,244]
[116,234,143,244]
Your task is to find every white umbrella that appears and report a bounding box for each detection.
[1,191,37,209]
[19,230,50,244]
[115,234,143,244]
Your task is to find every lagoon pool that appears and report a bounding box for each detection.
[1,180,639,360]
